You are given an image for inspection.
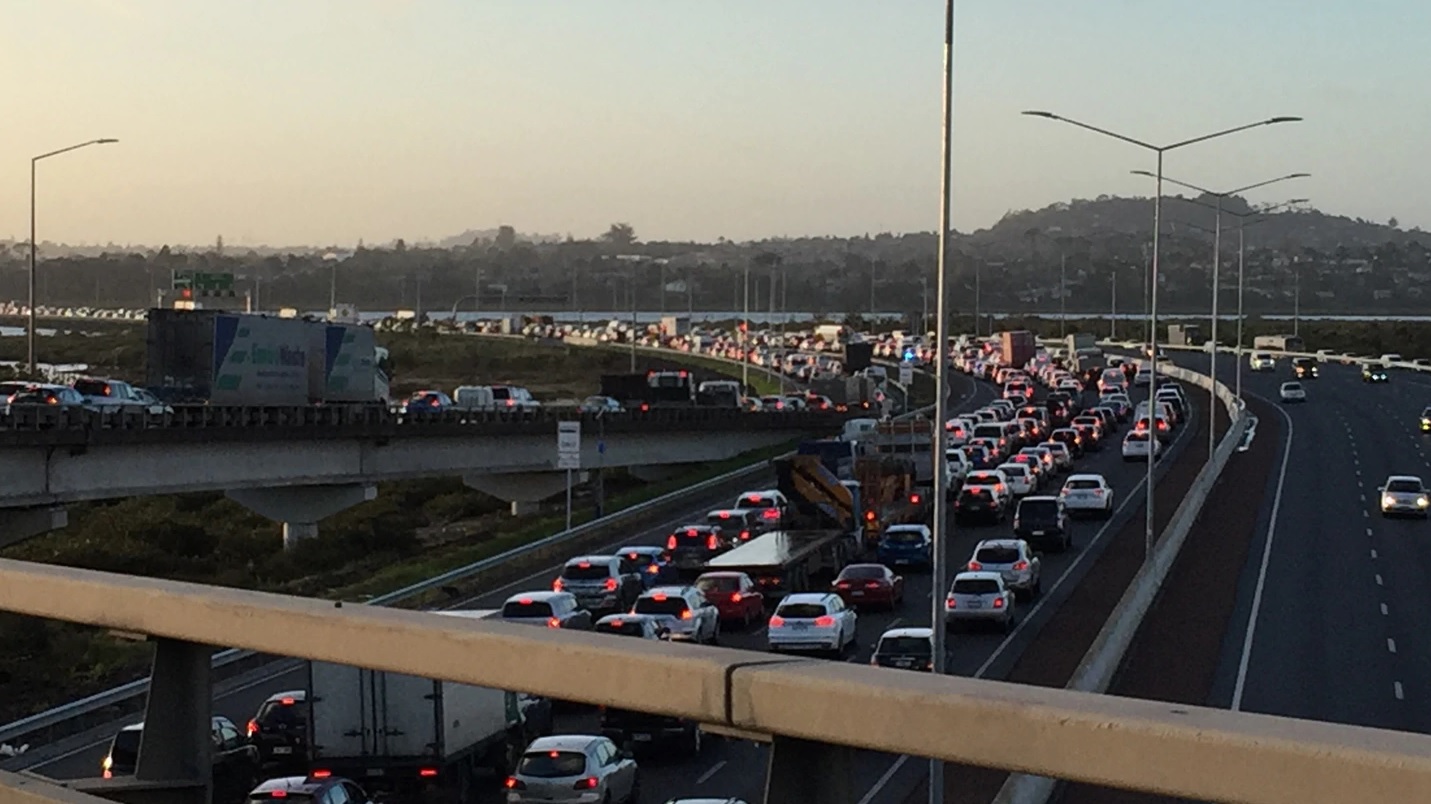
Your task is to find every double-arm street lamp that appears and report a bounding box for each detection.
[1130,170,1309,454]
[29,138,119,375]
[1022,111,1301,561]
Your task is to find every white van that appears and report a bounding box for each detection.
[453,385,542,411]
[842,418,879,442]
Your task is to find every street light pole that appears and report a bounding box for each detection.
[1059,252,1067,337]
[28,138,119,375]
[742,261,750,391]
[1110,269,1117,340]
[1293,266,1301,336]
[1026,111,1302,562]
[929,2,955,801]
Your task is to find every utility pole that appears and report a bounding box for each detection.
[1059,252,1067,337]
[1109,270,1117,340]
[1293,265,1301,336]
[741,261,750,391]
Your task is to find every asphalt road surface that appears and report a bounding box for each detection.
[28,364,1203,804]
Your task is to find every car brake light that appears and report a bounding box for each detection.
[762,508,780,519]
[667,535,677,549]
[865,581,882,589]
[910,493,921,505]
[707,534,719,550]
[769,615,785,627]
[994,483,1005,493]
[681,609,693,620]
[740,530,750,540]
[419,768,439,778]
[270,791,286,798]
[1092,489,1103,496]
[652,592,668,601]
[730,593,742,602]
[311,770,331,779]
[945,595,956,608]
[1013,560,1029,571]
[604,578,618,592]
[646,564,659,574]
[719,511,731,518]
[246,719,258,737]
[553,579,564,591]
[865,511,876,521]
[815,615,835,627]
[574,777,599,790]
[505,777,525,790]
[968,561,982,571]
[993,597,1005,609]
[547,617,561,628]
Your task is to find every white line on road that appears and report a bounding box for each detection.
[858,756,910,804]
[1376,574,1384,586]
[1396,682,1405,700]
[1382,603,1390,615]
[1388,638,1397,653]
[1364,510,1371,518]
[1232,396,1295,712]
[1360,493,1367,503]
[1368,529,1375,539]
[696,760,727,785]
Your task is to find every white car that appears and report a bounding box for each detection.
[1018,445,1057,476]
[1379,475,1430,518]
[1249,352,1276,372]
[996,462,1036,495]
[1133,365,1153,387]
[1122,430,1163,461]
[507,735,639,804]
[946,417,976,446]
[1041,440,1074,472]
[767,593,857,656]
[944,572,1016,632]
[1060,474,1115,518]
[630,586,721,644]
[967,539,1042,601]
[1279,382,1307,403]
[945,449,972,489]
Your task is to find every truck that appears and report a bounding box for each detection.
[1071,347,1107,382]
[866,419,935,486]
[306,637,539,801]
[702,455,861,597]
[1167,324,1204,347]
[146,308,390,406]
[1254,334,1306,352]
[842,342,875,374]
[659,315,691,338]
[1000,330,1037,368]
[1065,333,1096,354]
[854,455,928,549]
[814,323,848,346]
[810,375,881,411]
[598,370,696,409]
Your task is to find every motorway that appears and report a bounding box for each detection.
[25,363,1204,803]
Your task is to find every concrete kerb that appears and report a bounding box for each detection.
[993,360,1246,804]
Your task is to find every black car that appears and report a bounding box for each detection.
[1293,358,1319,379]
[1013,496,1072,552]
[954,485,1007,524]
[245,774,375,804]
[248,691,308,767]
[1363,366,1390,383]
[667,525,732,576]
[870,629,935,672]
[105,717,261,803]
[1049,428,1084,458]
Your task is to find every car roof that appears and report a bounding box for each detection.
[1387,475,1424,484]
[975,539,1023,550]
[566,555,617,565]
[884,524,929,533]
[505,591,565,604]
[525,735,602,753]
[696,570,748,579]
[641,585,694,598]
[954,571,1004,583]
[1066,473,1106,482]
[880,627,934,640]
[780,592,833,605]
[617,545,665,554]
[264,690,306,703]
[249,777,327,795]
[595,613,662,626]
[1020,495,1060,504]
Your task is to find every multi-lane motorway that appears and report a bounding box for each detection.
[23,364,1203,804]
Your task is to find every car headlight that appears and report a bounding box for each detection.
[1419,497,1429,508]
[1384,495,1397,507]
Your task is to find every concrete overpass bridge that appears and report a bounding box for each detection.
[0,406,848,548]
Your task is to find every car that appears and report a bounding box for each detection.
[553,555,644,613]
[617,545,676,587]
[944,572,1016,633]
[705,509,762,541]
[693,571,765,627]
[106,717,260,802]
[1060,473,1115,519]
[876,524,933,569]
[955,470,1012,522]
[870,627,935,672]
[499,592,594,630]
[246,691,308,767]
[1018,445,1058,476]
[1133,365,1153,387]
[1292,358,1319,379]
[593,613,670,639]
[1122,430,1162,462]
[1070,416,1105,450]
[630,586,721,644]
[1013,495,1073,552]
[1007,450,1047,486]
[966,539,1042,601]
[766,592,858,656]
[1133,414,1173,443]
[995,462,1036,496]
[1363,366,1390,383]
[506,735,639,804]
[666,525,732,574]
[1421,407,1431,433]
[1041,439,1074,471]
[1378,475,1431,518]
[398,389,455,417]
[1049,427,1085,458]
[1279,381,1307,403]
[732,489,788,528]
[833,563,905,611]
[1248,352,1276,372]
[578,395,625,414]
[244,775,375,804]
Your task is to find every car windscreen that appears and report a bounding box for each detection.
[878,636,932,655]
[953,579,1001,595]
[1066,479,1101,490]
[633,597,689,616]
[561,563,612,580]
[973,424,1004,439]
[965,474,999,486]
[776,603,829,619]
[882,530,924,544]
[975,546,1021,564]
[517,751,587,778]
[73,379,112,396]
[1387,480,1423,493]
[502,601,554,618]
[695,575,740,593]
[673,529,711,544]
[108,729,141,767]
[1018,500,1059,520]
[594,620,649,637]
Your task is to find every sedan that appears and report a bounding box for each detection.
[1279,382,1307,403]
[1379,475,1430,518]
[767,593,857,656]
[833,564,905,611]
[693,571,766,628]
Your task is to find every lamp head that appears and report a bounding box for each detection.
[1266,116,1303,125]
[1129,170,1156,179]
[1021,110,1058,120]
[97,138,119,144]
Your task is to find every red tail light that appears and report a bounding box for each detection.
[968,561,983,571]
[762,508,780,520]
[769,615,785,627]
[707,534,719,550]
[680,610,693,620]
[864,581,882,589]
[246,719,258,737]
[667,535,677,549]
[1012,560,1029,571]
[730,593,742,602]
[910,494,921,505]
[553,578,564,591]
[740,530,750,540]
[270,791,286,798]
[574,777,599,790]
[993,597,1005,608]
[814,615,836,627]
[865,511,876,522]
[311,770,332,779]
[419,768,439,778]
[505,778,525,790]
[603,578,618,592]
[719,511,731,519]
[946,595,956,608]
[1158,421,1168,430]
[280,697,296,706]
[994,483,1005,493]
[547,617,561,628]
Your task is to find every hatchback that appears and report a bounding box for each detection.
[506,735,639,804]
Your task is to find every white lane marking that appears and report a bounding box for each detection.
[1360,493,1367,503]
[1388,638,1397,654]
[1396,682,1405,700]
[858,756,909,804]
[1368,529,1375,538]
[696,760,727,784]
[1371,548,1378,558]
[1364,510,1371,519]
[1382,603,1390,615]
[1231,395,1295,712]
[1376,574,1385,586]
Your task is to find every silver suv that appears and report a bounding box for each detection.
[966,539,1042,601]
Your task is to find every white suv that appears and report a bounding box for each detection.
[1060,474,1114,518]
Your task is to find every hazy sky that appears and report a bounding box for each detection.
[2,1,1425,247]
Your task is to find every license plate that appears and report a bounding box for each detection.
[851,591,864,596]
[633,734,652,742]
[272,747,293,755]
[793,622,810,630]
[967,600,983,609]
[1031,530,1045,536]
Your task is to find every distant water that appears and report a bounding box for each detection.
[310,309,1431,325]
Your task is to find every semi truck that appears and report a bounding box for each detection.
[598,370,696,409]
[866,419,935,486]
[809,375,881,411]
[1253,334,1306,352]
[306,628,543,802]
[1167,324,1204,347]
[702,455,861,598]
[146,308,390,405]
[855,455,928,550]
[1065,333,1097,353]
[1000,330,1037,368]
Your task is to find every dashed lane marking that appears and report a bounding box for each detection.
[1396,682,1405,701]
[1389,638,1398,654]
[1376,574,1385,586]
[1382,603,1390,615]
[696,760,728,785]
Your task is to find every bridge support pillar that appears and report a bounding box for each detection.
[765,735,857,804]
[464,472,587,518]
[226,484,377,550]
[0,506,68,549]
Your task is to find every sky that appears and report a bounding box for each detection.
[1,0,1426,248]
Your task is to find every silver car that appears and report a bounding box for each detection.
[507,735,639,804]
[1379,475,1430,518]
[944,572,1015,633]
[630,586,720,644]
[967,539,1042,601]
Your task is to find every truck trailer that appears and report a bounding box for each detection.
[146,308,389,405]
[599,370,696,409]
[1000,330,1037,369]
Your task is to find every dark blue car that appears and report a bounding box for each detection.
[876,525,933,570]
[617,545,675,588]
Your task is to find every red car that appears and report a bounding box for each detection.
[832,564,904,611]
[694,571,765,628]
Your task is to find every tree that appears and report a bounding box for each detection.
[1389,217,1400,229]
[601,223,637,247]
[495,225,517,251]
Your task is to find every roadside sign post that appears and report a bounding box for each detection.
[558,421,581,531]
[899,363,914,387]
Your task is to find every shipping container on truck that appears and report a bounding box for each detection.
[316,323,390,402]
[702,455,859,598]
[1065,333,1096,354]
[1167,324,1204,347]
[1000,330,1037,368]
[306,639,534,801]
[659,315,691,338]
[147,308,315,405]
[599,370,696,409]
[810,375,879,411]
[1254,334,1305,352]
